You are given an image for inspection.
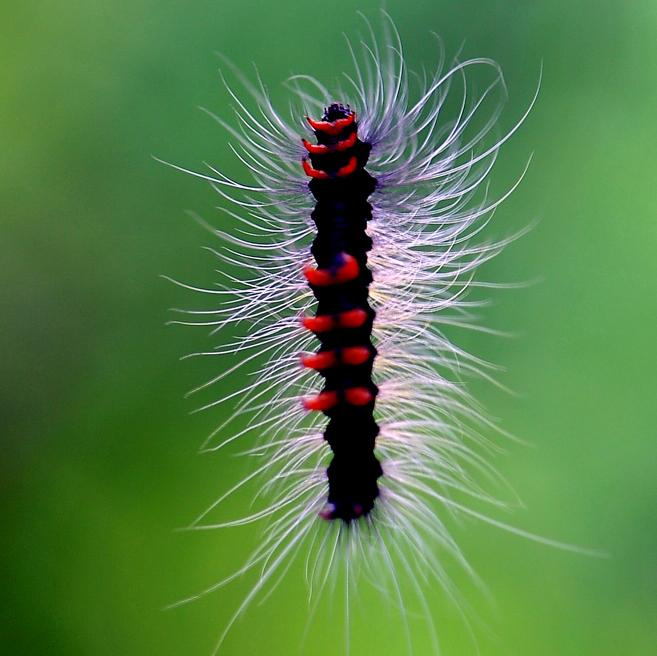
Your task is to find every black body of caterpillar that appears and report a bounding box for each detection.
[301,103,381,522]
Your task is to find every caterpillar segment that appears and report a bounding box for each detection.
[301,103,381,523]
[301,345,372,370]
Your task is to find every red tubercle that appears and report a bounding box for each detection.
[336,156,358,177]
[306,113,356,135]
[301,346,371,370]
[303,253,359,287]
[301,139,327,155]
[301,314,334,333]
[302,387,374,412]
[300,308,368,334]
[341,346,371,366]
[344,387,375,406]
[333,253,360,282]
[301,351,337,370]
[336,308,368,329]
[302,154,359,179]
[334,131,358,151]
[302,391,338,412]
[302,159,329,180]
[301,131,358,155]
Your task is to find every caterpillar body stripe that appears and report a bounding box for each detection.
[162,13,565,654]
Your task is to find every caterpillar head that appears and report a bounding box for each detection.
[323,102,353,122]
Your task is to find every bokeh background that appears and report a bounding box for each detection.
[3,1,656,654]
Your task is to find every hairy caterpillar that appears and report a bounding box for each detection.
[162,13,562,654]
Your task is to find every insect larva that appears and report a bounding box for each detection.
[162,12,576,654]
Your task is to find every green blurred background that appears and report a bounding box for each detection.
[3,1,656,654]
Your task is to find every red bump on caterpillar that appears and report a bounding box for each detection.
[301,390,338,412]
[300,350,337,370]
[300,307,368,333]
[306,112,355,134]
[301,158,330,179]
[300,346,371,370]
[302,131,358,155]
[302,252,359,286]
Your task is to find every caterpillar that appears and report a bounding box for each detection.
[164,13,550,654]
[301,104,381,522]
